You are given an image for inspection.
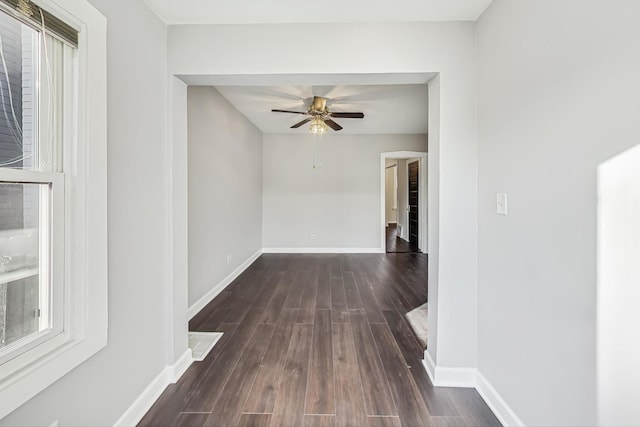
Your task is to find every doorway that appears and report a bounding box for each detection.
[380,152,428,254]
[384,159,415,253]
[172,75,449,376]
[385,162,411,253]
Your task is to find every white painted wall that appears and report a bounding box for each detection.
[262,134,426,250]
[597,144,640,426]
[476,1,640,425]
[169,76,190,365]
[427,76,441,358]
[0,0,173,425]
[385,165,397,225]
[188,87,263,307]
[168,23,480,369]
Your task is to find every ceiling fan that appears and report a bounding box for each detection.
[271,96,365,134]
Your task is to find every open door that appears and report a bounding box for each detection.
[408,160,419,252]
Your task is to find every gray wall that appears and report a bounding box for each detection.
[476,1,640,425]
[187,86,263,308]
[0,0,171,425]
[262,133,427,249]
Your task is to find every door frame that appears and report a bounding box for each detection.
[380,151,428,253]
[385,163,398,226]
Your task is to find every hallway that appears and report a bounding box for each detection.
[139,254,500,427]
[385,225,416,253]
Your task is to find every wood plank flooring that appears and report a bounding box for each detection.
[138,254,501,427]
[385,225,415,253]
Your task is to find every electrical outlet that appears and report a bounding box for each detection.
[226,253,232,265]
[496,193,508,215]
[310,234,318,240]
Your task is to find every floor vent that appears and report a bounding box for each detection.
[188,332,223,361]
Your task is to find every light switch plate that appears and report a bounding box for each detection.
[497,193,508,215]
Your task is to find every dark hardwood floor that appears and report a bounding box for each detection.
[138,254,500,427]
[385,225,415,253]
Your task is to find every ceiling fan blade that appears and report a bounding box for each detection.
[291,118,312,128]
[330,112,365,119]
[272,109,308,115]
[324,119,343,131]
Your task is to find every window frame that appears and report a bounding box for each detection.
[0,20,68,366]
[0,172,65,367]
[0,0,107,419]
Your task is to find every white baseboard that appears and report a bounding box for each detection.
[262,247,384,254]
[114,348,193,427]
[422,351,524,427]
[187,249,263,319]
[476,371,525,427]
[170,348,193,382]
[422,352,475,387]
[433,366,476,388]
[422,350,436,383]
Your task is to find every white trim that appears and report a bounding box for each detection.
[170,348,193,382]
[422,352,524,427]
[433,367,476,388]
[423,350,436,382]
[113,370,169,427]
[187,249,263,319]
[262,247,385,254]
[422,352,475,387]
[113,349,193,427]
[476,371,526,427]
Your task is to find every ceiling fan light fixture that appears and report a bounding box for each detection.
[309,117,328,134]
[271,96,363,132]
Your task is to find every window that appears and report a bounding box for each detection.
[0,7,66,365]
[0,0,107,418]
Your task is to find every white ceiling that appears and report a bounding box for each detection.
[215,84,429,135]
[142,0,493,25]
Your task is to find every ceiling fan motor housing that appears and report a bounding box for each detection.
[271,96,363,132]
[310,96,328,115]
